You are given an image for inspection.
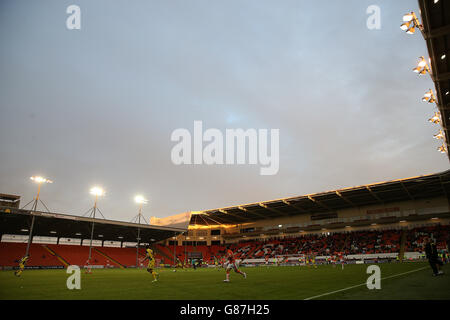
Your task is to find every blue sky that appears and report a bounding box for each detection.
[0,0,448,222]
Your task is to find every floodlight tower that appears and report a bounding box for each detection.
[133,195,148,268]
[87,187,105,266]
[24,176,53,257]
[173,235,177,267]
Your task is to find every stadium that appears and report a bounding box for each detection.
[1,0,450,304]
[1,168,450,300]
[1,170,450,300]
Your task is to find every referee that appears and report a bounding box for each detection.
[424,237,444,276]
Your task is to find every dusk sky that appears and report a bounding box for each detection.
[1,0,448,222]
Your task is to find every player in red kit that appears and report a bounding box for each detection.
[339,252,345,270]
[224,246,247,282]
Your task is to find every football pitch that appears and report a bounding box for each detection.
[1,262,449,300]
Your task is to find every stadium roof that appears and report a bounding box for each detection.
[0,193,20,202]
[0,207,188,243]
[190,170,450,226]
[418,0,450,159]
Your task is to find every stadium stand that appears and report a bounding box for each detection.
[343,230,401,255]
[1,224,449,269]
[155,243,176,264]
[47,244,112,267]
[158,228,416,261]
[0,243,65,267]
[404,225,450,252]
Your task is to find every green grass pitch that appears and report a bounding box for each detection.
[1,262,449,300]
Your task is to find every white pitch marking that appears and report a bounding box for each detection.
[303,266,428,300]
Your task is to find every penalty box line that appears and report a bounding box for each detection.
[303,266,428,300]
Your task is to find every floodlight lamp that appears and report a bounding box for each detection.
[418,57,427,67]
[90,187,105,197]
[406,27,416,34]
[434,130,444,140]
[402,13,414,22]
[438,144,447,154]
[422,89,436,103]
[428,112,441,124]
[400,22,410,31]
[134,195,148,204]
[30,176,53,184]
[413,57,430,75]
[401,12,423,35]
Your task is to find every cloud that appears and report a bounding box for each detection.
[0,0,447,221]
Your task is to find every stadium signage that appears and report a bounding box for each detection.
[23,266,65,270]
[171,121,279,175]
[311,212,338,221]
[366,207,400,215]
[56,214,78,220]
[40,212,55,218]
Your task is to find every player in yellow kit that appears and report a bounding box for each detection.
[143,245,159,282]
[311,254,317,269]
[176,256,184,270]
[14,255,29,277]
[212,256,222,271]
